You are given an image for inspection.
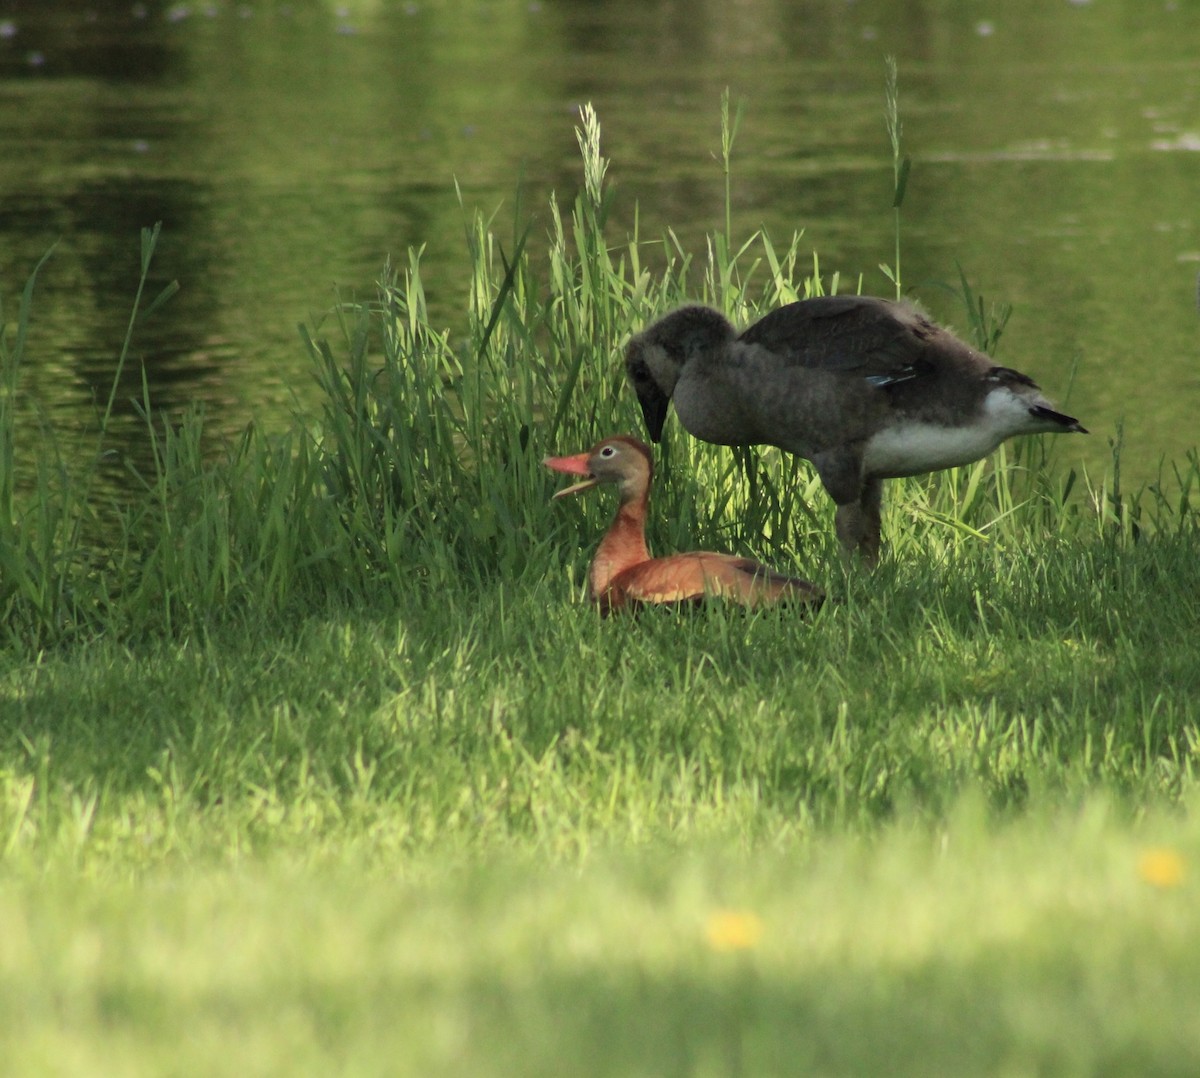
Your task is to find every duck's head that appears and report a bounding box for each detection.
[624,306,736,441]
[543,435,653,504]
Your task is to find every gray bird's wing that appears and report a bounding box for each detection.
[737,296,936,385]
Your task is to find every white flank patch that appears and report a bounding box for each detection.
[863,389,1035,477]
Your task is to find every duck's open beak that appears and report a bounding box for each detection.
[543,452,599,499]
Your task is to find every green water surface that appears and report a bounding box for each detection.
[1,0,1197,485]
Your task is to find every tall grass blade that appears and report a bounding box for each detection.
[884,56,906,298]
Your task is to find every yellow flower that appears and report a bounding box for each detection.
[704,910,763,952]
[1137,848,1185,889]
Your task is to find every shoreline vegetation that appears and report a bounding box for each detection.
[2,101,1200,1073]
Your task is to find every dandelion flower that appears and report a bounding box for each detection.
[704,910,763,952]
[1137,848,1185,889]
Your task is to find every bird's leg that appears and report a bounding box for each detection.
[834,477,883,567]
[817,449,881,567]
[860,476,883,565]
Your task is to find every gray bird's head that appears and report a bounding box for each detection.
[624,306,736,442]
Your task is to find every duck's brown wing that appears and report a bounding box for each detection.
[600,553,823,613]
[737,295,972,385]
[716,556,826,607]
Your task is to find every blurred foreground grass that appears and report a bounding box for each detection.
[2,801,1198,1076]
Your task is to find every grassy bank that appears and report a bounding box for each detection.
[3,535,1199,861]
[2,103,1200,1073]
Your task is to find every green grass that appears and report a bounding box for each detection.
[2,100,1200,1074]
[2,793,1199,1075]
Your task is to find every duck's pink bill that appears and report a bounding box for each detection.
[543,452,599,498]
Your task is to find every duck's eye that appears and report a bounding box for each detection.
[599,445,617,458]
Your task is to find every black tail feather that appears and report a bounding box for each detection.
[1030,404,1087,434]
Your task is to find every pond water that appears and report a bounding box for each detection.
[2,0,1198,488]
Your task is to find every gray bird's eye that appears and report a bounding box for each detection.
[599,445,616,457]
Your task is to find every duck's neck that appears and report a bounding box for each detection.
[590,491,651,598]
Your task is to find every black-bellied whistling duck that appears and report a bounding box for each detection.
[543,435,823,615]
[624,295,1087,564]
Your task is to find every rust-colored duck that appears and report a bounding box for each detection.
[625,295,1087,563]
[544,435,823,614]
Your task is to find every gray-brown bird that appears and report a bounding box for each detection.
[625,295,1086,563]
